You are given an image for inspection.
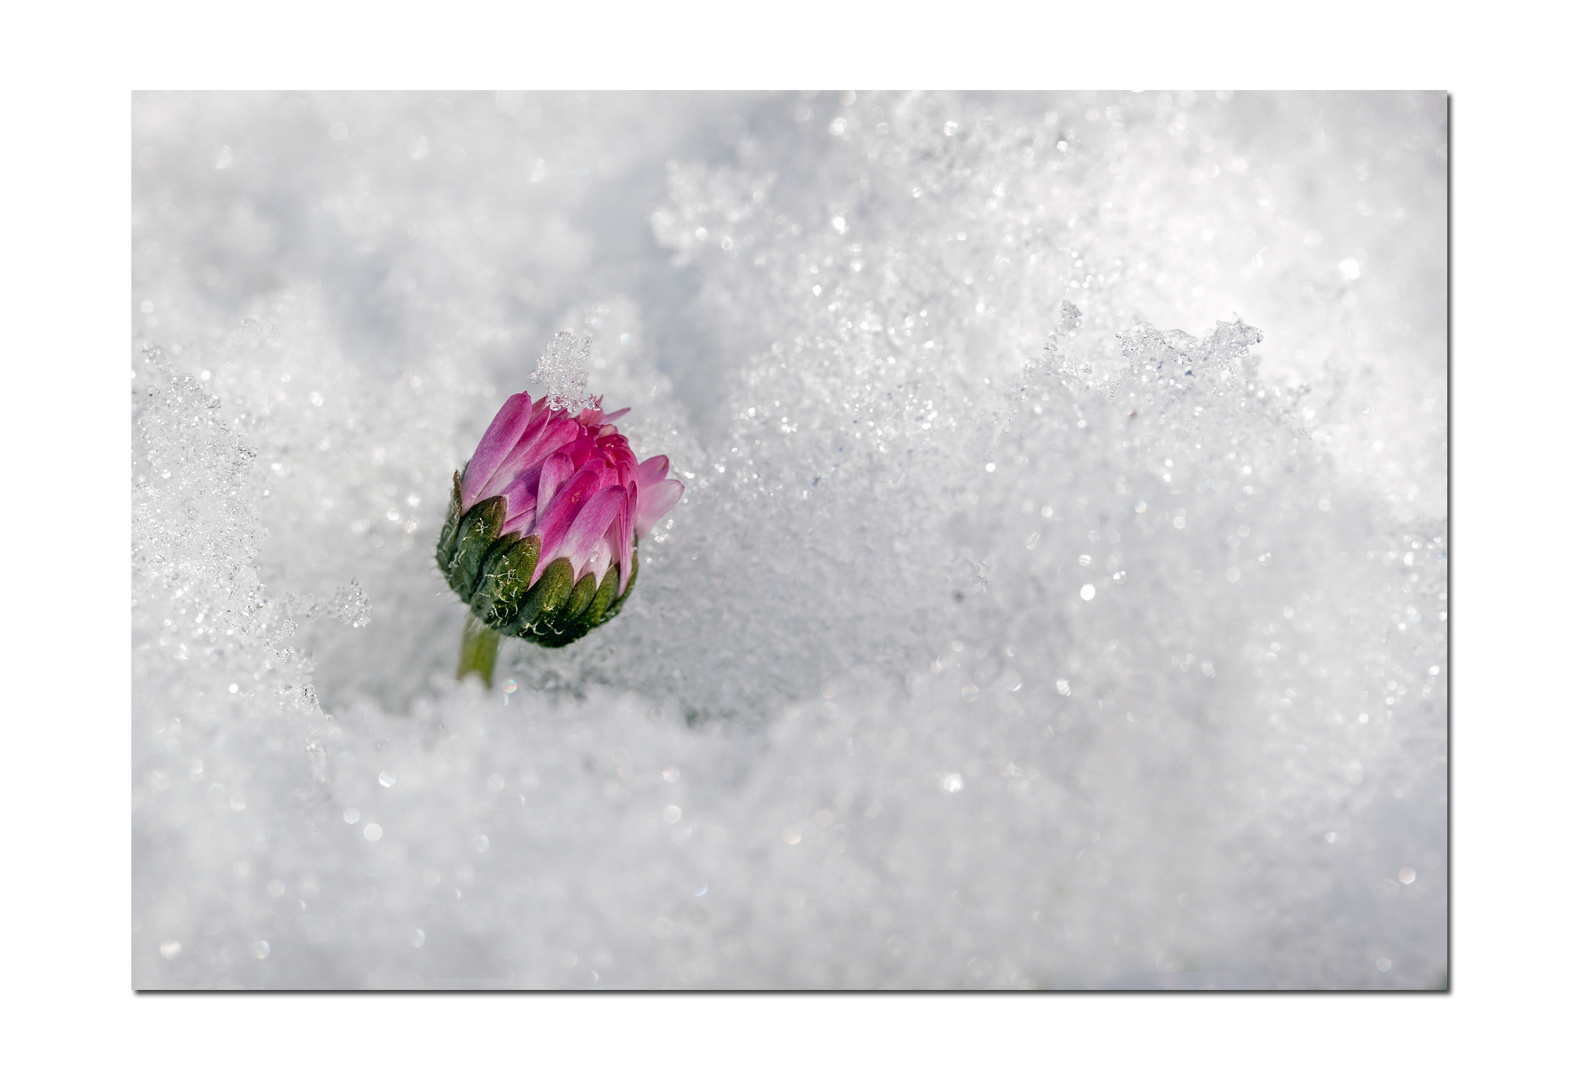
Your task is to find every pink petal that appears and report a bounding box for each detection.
[615,482,635,593]
[562,432,600,471]
[495,465,541,527]
[461,392,533,510]
[603,438,637,485]
[485,405,552,490]
[501,491,538,535]
[636,454,670,490]
[634,477,684,538]
[584,535,614,585]
[601,407,630,422]
[536,452,574,511]
[561,485,628,576]
[531,461,609,576]
[497,415,578,483]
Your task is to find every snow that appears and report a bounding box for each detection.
[131,91,1446,989]
[531,330,594,414]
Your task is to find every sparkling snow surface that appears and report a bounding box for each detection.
[132,92,1446,989]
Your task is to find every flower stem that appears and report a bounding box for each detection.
[457,612,502,688]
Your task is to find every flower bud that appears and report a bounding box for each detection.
[438,392,683,647]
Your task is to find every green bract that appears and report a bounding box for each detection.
[437,471,638,648]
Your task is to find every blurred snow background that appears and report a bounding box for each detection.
[131,91,1446,989]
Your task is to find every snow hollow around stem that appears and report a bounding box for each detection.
[132,91,1446,989]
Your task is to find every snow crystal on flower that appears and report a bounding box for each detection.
[532,330,593,414]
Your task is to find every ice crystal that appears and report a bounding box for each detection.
[531,330,593,414]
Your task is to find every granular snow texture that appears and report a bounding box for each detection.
[131,91,1447,989]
